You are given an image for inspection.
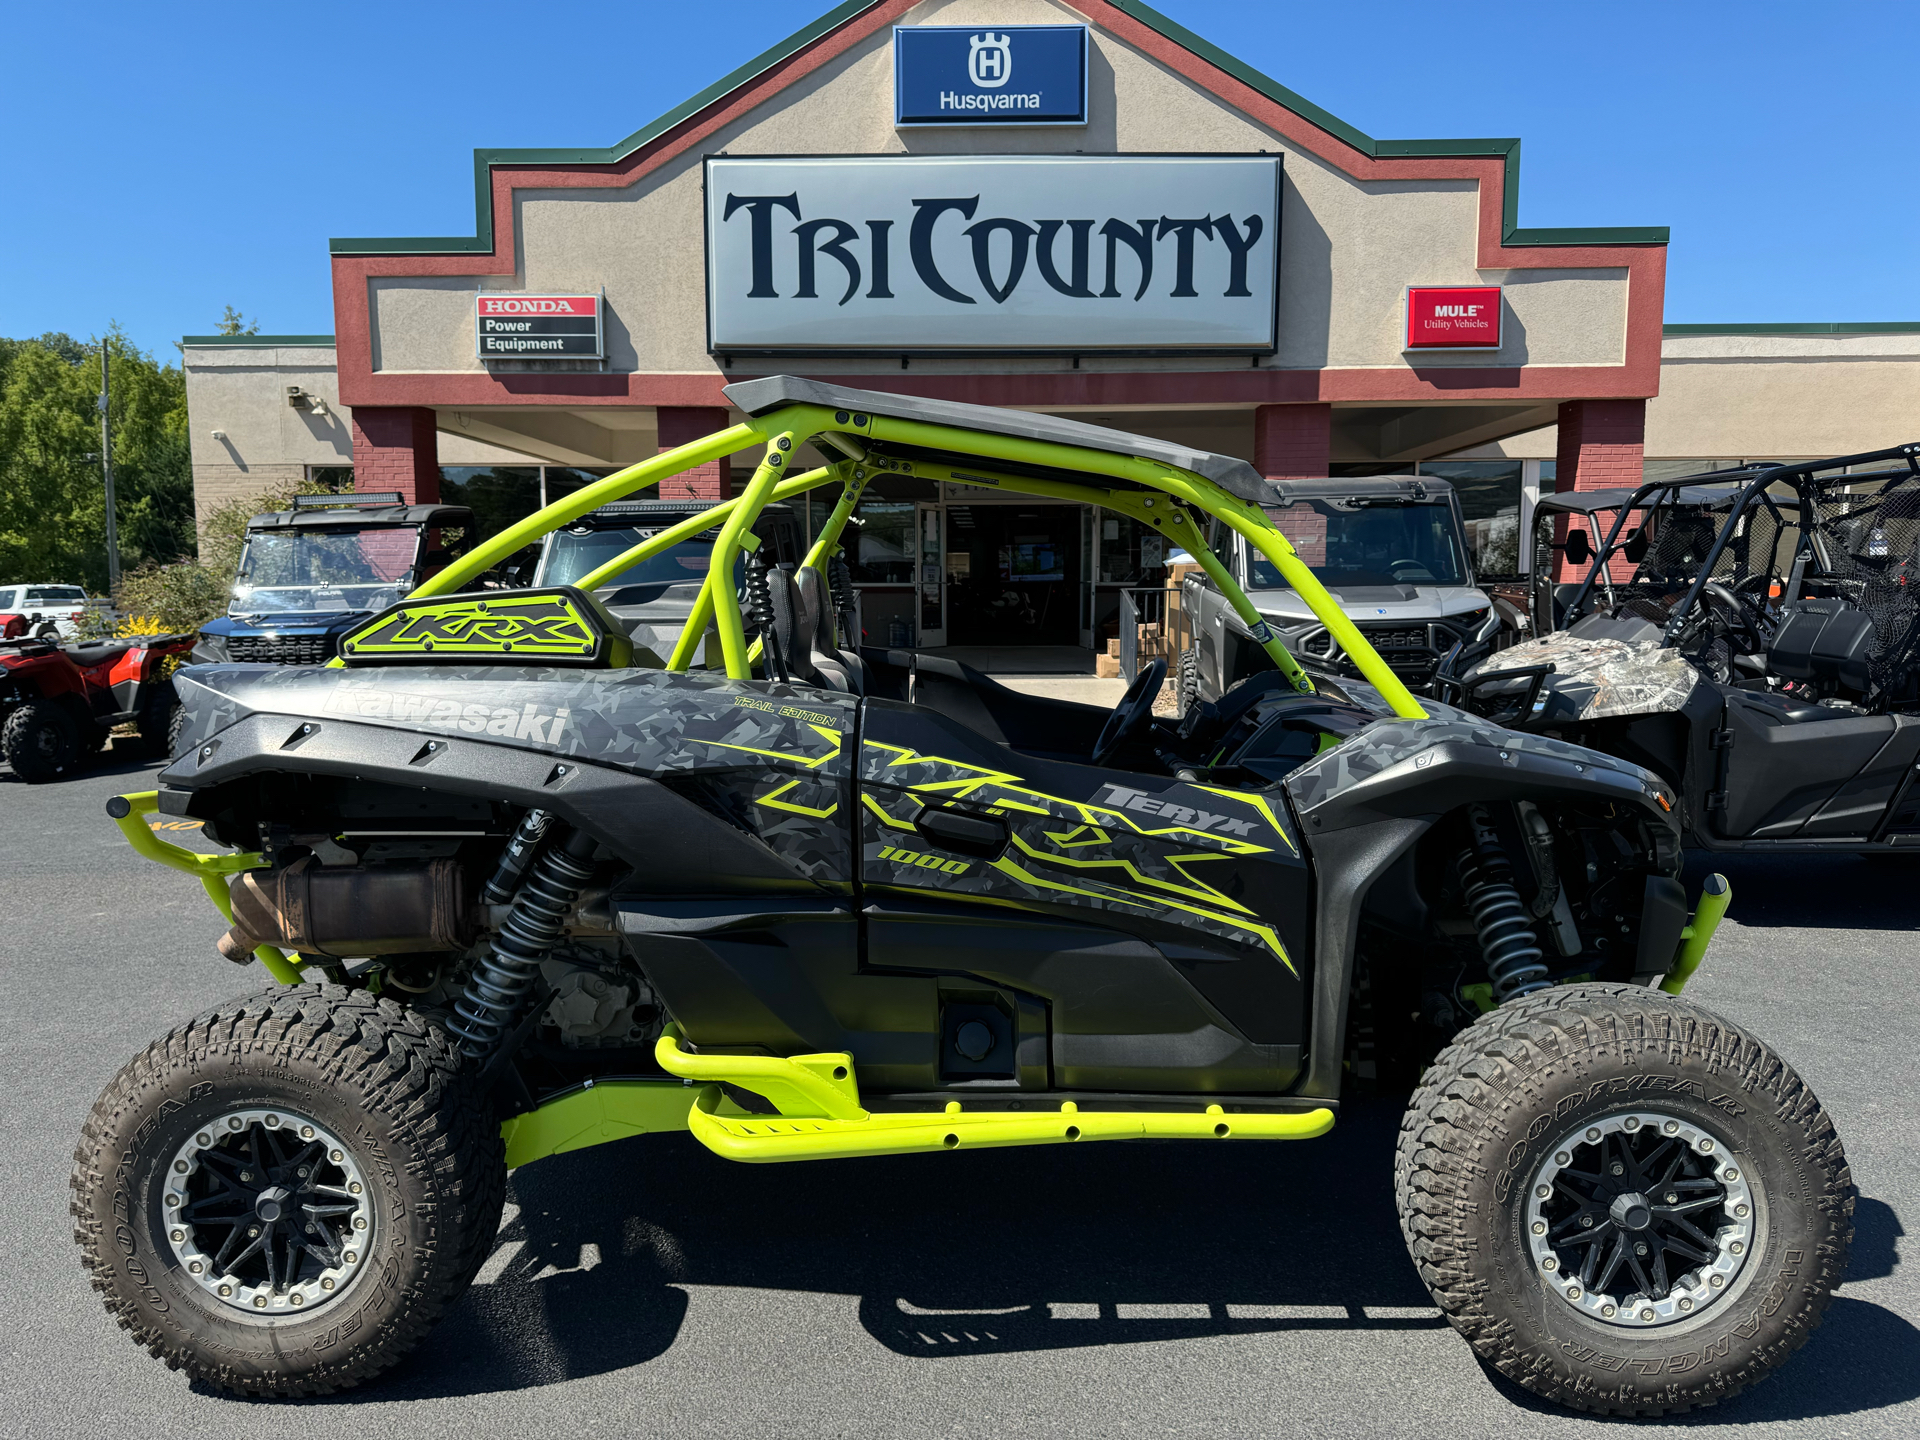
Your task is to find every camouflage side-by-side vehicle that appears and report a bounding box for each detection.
[76,380,1849,1415]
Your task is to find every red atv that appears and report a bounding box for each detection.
[0,634,193,783]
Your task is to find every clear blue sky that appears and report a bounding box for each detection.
[2,0,1914,359]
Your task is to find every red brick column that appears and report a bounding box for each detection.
[1253,402,1332,479]
[350,407,440,503]
[1553,399,1647,579]
[656,406,730,501]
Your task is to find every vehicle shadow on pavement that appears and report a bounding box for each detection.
[0,744,165,787]
[1683,850,1919,932]
[330,1099,1914,1426]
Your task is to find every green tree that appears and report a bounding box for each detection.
[0,327,196,589]
[216,306,260,337]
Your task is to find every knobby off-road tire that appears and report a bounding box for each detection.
[3,699,81,782]
[136,680,180,759]
[1396,982,1851,1416]
[72,983,506,1397]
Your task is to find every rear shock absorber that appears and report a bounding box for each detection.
[1456,804,1549,1003]
[828,552,859,648]
[448,824,600,1060]
[743,550,788,681]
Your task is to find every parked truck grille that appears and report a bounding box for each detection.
[229,634,337,665]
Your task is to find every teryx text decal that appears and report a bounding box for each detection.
[1095,784,1258,836]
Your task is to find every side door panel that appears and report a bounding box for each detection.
[1716,694,1913,839]
[857,699,1309,1090]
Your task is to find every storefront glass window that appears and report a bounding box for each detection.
[1098,512,1167,583]
[847,501,915,583]
[438,467,542,542]
[544,467,621,503]
[1417,460,1524,578]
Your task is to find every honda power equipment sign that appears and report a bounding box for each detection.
[1404,285,1504,350]
[704,153,1281,354]
[894,24,1088,127]
[475,294,603,360]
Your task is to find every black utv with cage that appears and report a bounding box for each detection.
[1447,444,1918,852]
[72,378,1852,1417]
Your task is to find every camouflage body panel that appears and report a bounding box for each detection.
[170,663,854,884]
[1284,699,1675,820]
[858,703,1310,974]
[1468,632,1700,722]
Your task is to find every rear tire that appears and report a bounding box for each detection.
[1396,982,1851,1416]
[71,983,505,1397]
[3,699,81,782]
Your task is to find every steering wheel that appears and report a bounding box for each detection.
[1092,658,1166,767]
[1673,582,1763,682]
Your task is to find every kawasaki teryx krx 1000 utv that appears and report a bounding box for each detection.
[1447,445,1917,852]
[77,380,1851,1415]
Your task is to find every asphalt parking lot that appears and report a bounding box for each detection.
[3,747,1915,1439]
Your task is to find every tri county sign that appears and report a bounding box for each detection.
[703,154,1282,355]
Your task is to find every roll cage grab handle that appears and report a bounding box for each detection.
[1563,443,1920,639]
[412,404,1428,720]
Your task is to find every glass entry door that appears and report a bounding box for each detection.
[915,503,946,647]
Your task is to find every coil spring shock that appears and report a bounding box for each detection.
[743,550,788,681]
[828,552,859,647]
[448,823,600,1060]
[1456,804,1549,1003]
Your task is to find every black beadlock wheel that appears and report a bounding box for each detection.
[71,984,505,1397]
[3,699,82,782]
[1395,982,1852,1416]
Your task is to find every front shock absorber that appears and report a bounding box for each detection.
[1456,804,1549,1003]
[448,823,600,1060]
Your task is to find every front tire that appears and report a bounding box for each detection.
[1396,982,1851,1416]
[71,984,505,1396]
[3,699,81,782]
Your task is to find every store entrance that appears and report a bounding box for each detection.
[944,504,1084,646]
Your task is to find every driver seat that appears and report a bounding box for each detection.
[763,567,864,694]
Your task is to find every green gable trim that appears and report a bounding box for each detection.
[330,0,878,256]
[1108,0,1665,246]
[181,334,337,348]
[328,0,1667,258]
[1662,322,1919,336]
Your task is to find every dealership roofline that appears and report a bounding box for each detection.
[178,322,1921,352]
[326,0,1668,258]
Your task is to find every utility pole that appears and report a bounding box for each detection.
[99,341,120,593]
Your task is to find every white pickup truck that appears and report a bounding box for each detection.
[1179,475,1508,704]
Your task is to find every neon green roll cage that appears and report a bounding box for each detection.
[411,401,1428,721]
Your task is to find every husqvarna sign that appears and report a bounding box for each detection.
[703,153,1281,355]
[894,24,1088,126]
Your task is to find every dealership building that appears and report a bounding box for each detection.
[183,0,1919,651]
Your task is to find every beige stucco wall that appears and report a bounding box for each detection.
[184,344,540,529]
[1451,331,1920,463]
[365,0,1631,383]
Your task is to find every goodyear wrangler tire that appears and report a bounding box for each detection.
[1395,982,1851,1416]
[71,983,505,1397]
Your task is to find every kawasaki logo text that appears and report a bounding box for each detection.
[325,685,571,745]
